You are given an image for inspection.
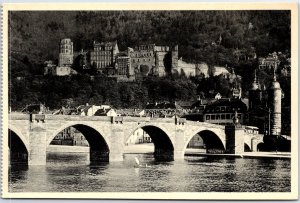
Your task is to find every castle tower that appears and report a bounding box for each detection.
[248,69,262,110]
[171,45,178,70]
[268,65,282,136]
[59,38,73,67]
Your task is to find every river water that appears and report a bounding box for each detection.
[8,152,290,192]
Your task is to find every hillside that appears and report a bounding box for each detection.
[8,10,291,110]
[9,10,290,64]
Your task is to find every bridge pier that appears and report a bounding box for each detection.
[109,129,124,162]
[174,150,184,161]
[173,129,185,161]
[251,138,259,152]
[29,127,47,165]
[225,125,244,154]
[90,150,109,163]
[154,149,174,161]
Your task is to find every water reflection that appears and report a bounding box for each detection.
[8,152,291,192]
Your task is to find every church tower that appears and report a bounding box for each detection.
[59,38,73,67]
[248,69,262,110]
[268,65,282,136]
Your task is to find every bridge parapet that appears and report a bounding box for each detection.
[9,113,30,120]
[185,120,225,129]
[43,114,112,121]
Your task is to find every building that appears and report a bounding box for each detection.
[267,69,282,136]
[171,45,179,72]
[248,70,262,110]
[232,87,242,99]
[44,61,57,75]
[186,134,205,149]
[128,44,178,77]
[154,45,178,76]
[90,41,119,71]
[214,93,222,100]
[50,127,89,146]
[145,102,184,118]
[44,39,77,76]
[246,68,284,136]
[117,109,145,117]
[73,49,90,70]
[213,66,230,77]
[246,71,269,134]
[115,53,133,76]
[126,128,152,145]
[258,52,280,70]
[154,45,170,76]
[129,44,156,76]
[154,45,178,77]
[202,98,248,125]
[58,38,74,67]
[94,108,118,117]
[77,104,102,116]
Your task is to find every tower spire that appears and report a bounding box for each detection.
[254,69,257,83]
[251,69,259,90]
[273,63,277,81]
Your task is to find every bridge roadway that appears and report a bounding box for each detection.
[8,113,264,165]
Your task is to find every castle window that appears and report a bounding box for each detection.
[211,115,216,120]
[216,115,220,120]
[221,114,225,119]
[216,107,220,112]
[221,107,225,112]
[206,115,210,120]
[226,114,230,119]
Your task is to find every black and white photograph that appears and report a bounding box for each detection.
[2,3,298,199]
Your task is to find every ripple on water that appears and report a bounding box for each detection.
[8,153,291,192]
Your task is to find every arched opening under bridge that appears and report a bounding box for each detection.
[48,124,109,165]
[244,143,251,152]
[126,125,174,161]
[8,129,28,165]
[185,130,225,155]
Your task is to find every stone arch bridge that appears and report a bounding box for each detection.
[8,114,263,165]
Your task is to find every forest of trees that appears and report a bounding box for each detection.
[8,10,291,110]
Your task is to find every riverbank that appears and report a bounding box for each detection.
[47,145,89,153]
[185,149,291,159]
[47,144,291,159]
[124,143,154,154]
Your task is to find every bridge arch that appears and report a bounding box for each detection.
[48,122,110,163]
[8,124,29,150]
[126,124,175,161]
[257,142,265,152]
[8,127,29,164]
[244,143,251,152]
[184,129,226,154]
